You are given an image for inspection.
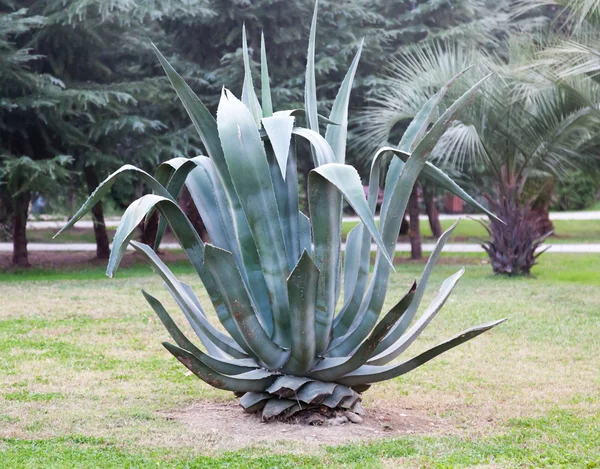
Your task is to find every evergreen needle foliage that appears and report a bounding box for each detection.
[59,4,505,420]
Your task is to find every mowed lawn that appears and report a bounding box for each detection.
[0,254,599,468]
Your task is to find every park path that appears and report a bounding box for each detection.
[25,210,600,231]
[1,241,598,253]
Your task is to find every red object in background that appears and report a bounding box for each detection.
[445,194,464,213]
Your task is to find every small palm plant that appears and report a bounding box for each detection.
[58,4,505,420]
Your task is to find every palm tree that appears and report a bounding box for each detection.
[353,39,600,275]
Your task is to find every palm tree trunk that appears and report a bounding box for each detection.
[423,186,442,238]
[408,184,422,260]
[84,166,110,259]
[12,191,30,267]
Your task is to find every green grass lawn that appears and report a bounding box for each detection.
[342,218,600,244]
[1,254,599,467]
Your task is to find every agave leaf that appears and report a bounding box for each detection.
[296,381,337,405]
[203,245,290,370]
[305,0,319,134]
[142,290,259,375]
[241,24,262,126]
[179,282,204,313]
[154,156,188,187]
[107,195,201,278]
[217,89,291,347]
[331,77,492,359]
[399,67,473,154]
[298,211,313,256]
[284,250,319,376]
[265,137,300,270]
[292,127,336,167]
[154,45,268,277]
[337,319,507,386]
[311,163,393,267]
[310,283,416,381]
[341,224,363,308]
[131,241,247,359]
[374,220,460,356]
[240,392,271,413]
[262,398,296,420]
[266,376,313,398]
[54,165,172,239]
[368,269,465,366]
[274,109,338,125]
[325,39,363,163]
[260,32,273,118]
[163,342,277,392]
[262,115,294,179]
[339,393,361,409]
[319,385,355,408]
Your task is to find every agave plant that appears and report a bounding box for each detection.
[58,4,505,420]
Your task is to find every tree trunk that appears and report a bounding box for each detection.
[423,187,442,239]
[12,191,30,267]
[179,187,208,242]
[84,166,110,259]
[408,184,422,260]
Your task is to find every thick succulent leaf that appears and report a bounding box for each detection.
[399,67,472,154]
[153,45,225,172]
[339,393,361,409]
[325,40,363,163]
[298,211,312,256]
[266,376,313,398]
[292,127,336,167]
[142,290,259,375]
[337,319,507,386]
[260,32,273,118]
[379,147,501,223]
[310,283,416,381]
[304,0,319,134]
[296,381,337,405]
[107,195,201,278]
[341,224,363,308]
[311,163,393,267]
[217,90,291,347]
[163,342,277,392]
[203,245,289,370]
[241,24,262,126]
[284,251,319,376]
[374,220,460,356]
[154,157,188,187]
[369,269,464,366]
[262,398,296,420]
[264,138,300,270]
[54,165,172,239]
[131,241,247,359]
[319,385,355,408]
[262,115,294,179]
[240,392,271,413]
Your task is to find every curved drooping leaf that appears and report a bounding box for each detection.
[336,319,507,386]
[292,127,336,167]
[262,115,294,179]
[203,245,289,370]
[368,269,465,366]
[296,381,337,404]
[240,392,270,413]
[266,376,313,398]
[217,89,291,347]
[142,290,259,375]
[284,250,319,376]
[310,283,415,381]
[262,398,297,419]
[131,241,246,359]
[54,165,172,239]
[242,24,262,126]
[325,39,363,163]
[163,342,278,392]
[260,32,273,118]
[319,385,356,408]
[374,220,460,356]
